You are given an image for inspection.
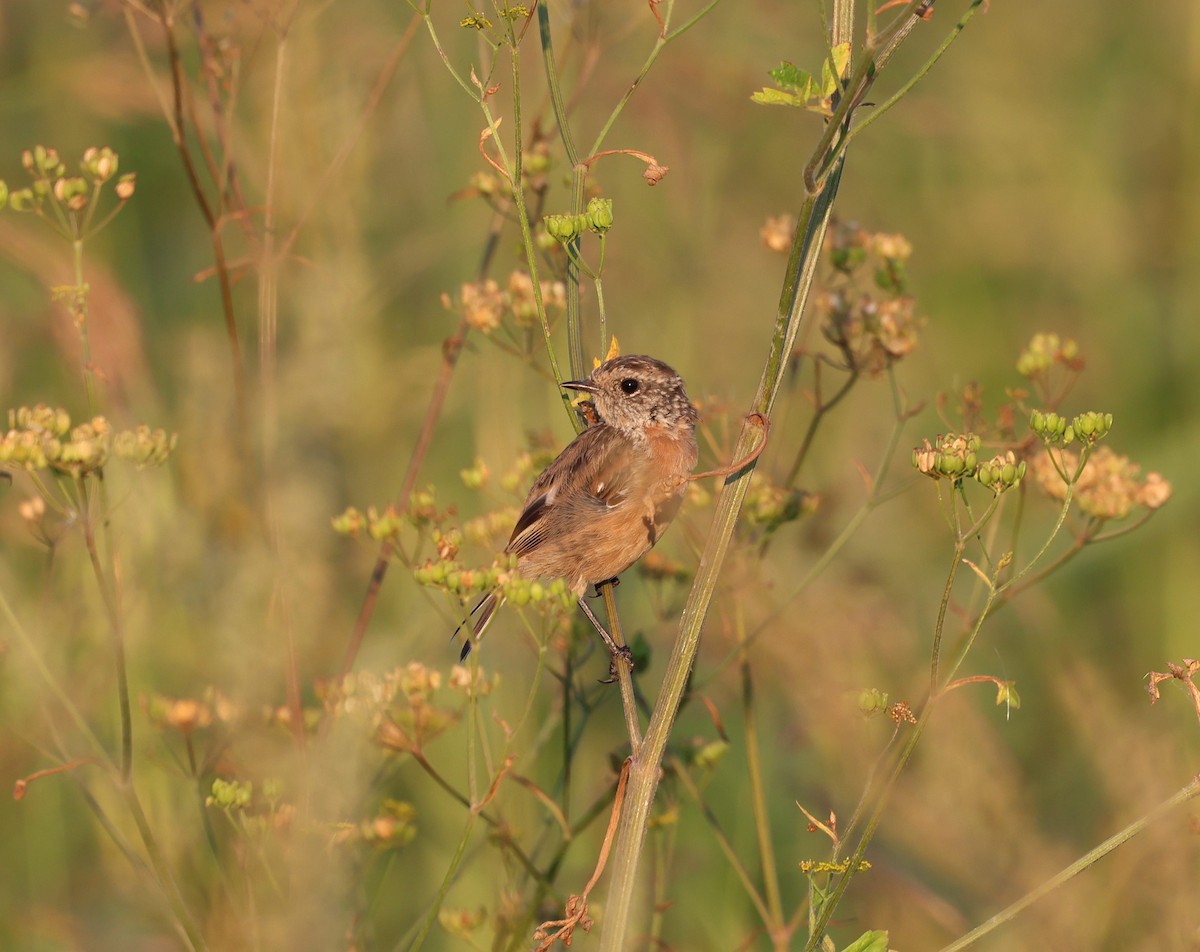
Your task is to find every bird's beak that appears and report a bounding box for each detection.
[562,378,598,394]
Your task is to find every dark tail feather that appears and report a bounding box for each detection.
[454,590,504,660]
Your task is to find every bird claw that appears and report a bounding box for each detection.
[589,577,621,598]
[599,644,635,683]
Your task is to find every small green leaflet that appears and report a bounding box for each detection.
[839,930,890,952]
[751,43,852,117]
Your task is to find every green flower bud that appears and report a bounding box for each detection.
[1071,411,1112,444]
[207,778,253,810]
[523,148,549,174]
[693,739,729,770]
[82,146,119,183]
[9,188,35,212]
[544,213,582,242]
[975,451,1025,494]
[831,245,867,273]
[585,197,613,234]
[54,176,89,210]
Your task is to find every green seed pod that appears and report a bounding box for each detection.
[586,197,614,234]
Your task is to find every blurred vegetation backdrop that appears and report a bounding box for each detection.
[1,0,1198,950]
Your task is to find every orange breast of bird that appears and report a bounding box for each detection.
[557,425,696,593]
[513,425,697,596]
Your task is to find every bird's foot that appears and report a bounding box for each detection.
[599,644,635,684]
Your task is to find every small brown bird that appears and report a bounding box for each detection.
[462,354,699,660]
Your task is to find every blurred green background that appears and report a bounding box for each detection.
[1,0,1198,950]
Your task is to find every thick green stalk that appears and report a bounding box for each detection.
[597,158,846,951]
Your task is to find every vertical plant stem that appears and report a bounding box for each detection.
[601,583,643,750]
[72,239,99,413]
[256,22,307,750]
[160,12,250,466]
[597,153,846,952]
[337,196,519,679]
[741,624,784,936]
[78,477,133,781]
[535,3,586,378]
[121,782,208,952]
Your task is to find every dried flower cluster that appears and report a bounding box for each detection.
[1,145,136,238]
[810,219,924,375]
[444,270,567,335]
[1030,446,1172,520]
[1,404,176,477]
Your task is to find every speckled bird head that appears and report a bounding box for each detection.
[563,355,698,437]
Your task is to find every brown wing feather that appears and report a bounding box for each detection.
[505,425,633,559]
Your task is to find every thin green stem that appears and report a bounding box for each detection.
[671,757,774,927]
[801,0,932,195]
[405,812,478,952]
[807,479,1084,948]
[783,366,859,489]
[535,0,725,379]
[937,776,1200,952]
[601,584,643,750]
[595,275,608,358]
[849,0,986,143]
[72,240,98,414]
[704,378,910,681]
[741,633,785,933]
[78,477,132,780]
[535,2,580,168]
[805,704,929,950]
[1,586,109,761]
[122,782,208,951]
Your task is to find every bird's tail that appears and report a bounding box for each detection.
[455,589,505,661]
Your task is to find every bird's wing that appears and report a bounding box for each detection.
[506,426,634,558]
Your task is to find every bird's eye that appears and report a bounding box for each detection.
[620,378,640,394]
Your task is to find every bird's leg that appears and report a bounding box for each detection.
[577,593,634,682]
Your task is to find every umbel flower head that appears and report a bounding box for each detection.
[912,432,981,481]
[1030,446,1171,520]
[0,404,176,477]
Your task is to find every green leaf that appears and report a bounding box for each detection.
[819,42,852,98]
[769,61,814,92]
[839,930,890,952]
[751,87,807,107]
